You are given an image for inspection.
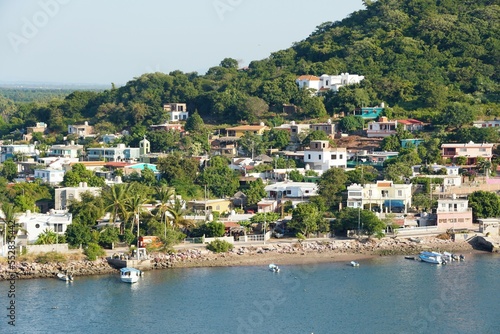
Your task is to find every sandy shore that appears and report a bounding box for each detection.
[0,236,487,280]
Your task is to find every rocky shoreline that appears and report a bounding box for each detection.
[0,236,484,281]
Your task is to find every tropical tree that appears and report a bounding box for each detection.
[154,186,176,238]
[102,184,129,234]
[245,179,267,207]
[289,203,324,237]
[166,198,194,232]
[468,191,500,221]
[317,167,348,210]
[333,208,385,236]
[0,202,20,242]
[35,229,59,244]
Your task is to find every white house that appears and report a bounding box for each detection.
[68,121,94,137]
[86,143,141,162]
[48,142,83,158]
[0,144,38,162]
[163,103,189,122]
[296,73,365,94]
[34,168,65,185]
[304,140,347,173]
[265,182,318,200]
[16,210,73,244]
[54,182,102,210]
[347,181,412,213]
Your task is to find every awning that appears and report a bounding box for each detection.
[383,200,405,208]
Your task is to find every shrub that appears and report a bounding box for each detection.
[84,242,106,261]
[35,252,67,264]
[296,233,306,241]
[206,239,234,253]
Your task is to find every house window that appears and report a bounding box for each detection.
[460,148,467,152]
[318,155,322,160]
[479,148,486,152]
[305,190,310,194]
[339,154,343,159]
[397,190,402,197]
[308,154,311,159]
[54,224,63,232]
[438,219,447,224]
[286,190,292,195]
[381,190,388,197]
[331,154,337,159]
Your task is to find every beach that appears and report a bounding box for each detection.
[0,236,484,280]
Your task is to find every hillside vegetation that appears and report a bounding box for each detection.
[0,0,498,136]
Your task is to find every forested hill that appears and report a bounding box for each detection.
[0,0,498,136]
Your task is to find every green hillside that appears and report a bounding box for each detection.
[0,0,498,136]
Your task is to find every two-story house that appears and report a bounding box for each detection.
[309,120,337,137]
[47,142,83,159]
[86,143,140,162]
[398,119,425,132]
[436,195,473,230]
[34,168,65,185]
[441,141,493,165]
[163,103,189,122]
[23,122,47,141]
[347,181,412,213]
[68,121,94,137]
[0,144,38,162]
[16,210,73,244]
[366,117,398,138]
[304,140,347,173]
[55,182,101,210]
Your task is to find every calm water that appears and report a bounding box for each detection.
[1,253,499,334]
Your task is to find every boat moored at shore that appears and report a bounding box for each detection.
[419,251,445,264]
[120,267,143,283]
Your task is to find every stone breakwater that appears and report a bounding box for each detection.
[0,259,117,281]
[0,237,478,280]
[150,236,478,269]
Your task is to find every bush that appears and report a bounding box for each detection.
[206,239,234,253]
[35,252,67,264]
[84,242,106,261]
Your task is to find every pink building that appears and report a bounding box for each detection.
[441,141,493,165]
[436,196,473,231]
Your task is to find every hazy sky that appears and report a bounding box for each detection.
[0,0,363,86]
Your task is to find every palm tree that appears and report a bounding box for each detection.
[102,184,129,234]
[125,191,150,234]
[166,198,195,232]
[0,202,21,243]
[155,186,176,238]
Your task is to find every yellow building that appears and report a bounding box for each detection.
[225,124,269,138]
[187,199,233,214]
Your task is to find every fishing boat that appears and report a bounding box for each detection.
[419,251,445,264]
[350,261,360,267]
[56,272,73,282]
[268,264,280,273]
[120,267,142,283]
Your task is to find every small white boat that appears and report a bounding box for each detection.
[419,251,445,264]
[56,272,73,282]
[350,261,360,267]
[268,264,280,273]
[120,267,142,283]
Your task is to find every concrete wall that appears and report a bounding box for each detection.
[26,243,69,254]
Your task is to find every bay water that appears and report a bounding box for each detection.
[1,253,499,334]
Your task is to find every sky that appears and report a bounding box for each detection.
[0,0,364,86]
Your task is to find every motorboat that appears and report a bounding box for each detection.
[419,251,445,264]
[268,264,280,273]
[56,272,73,282]
[350,261,360,267]
[120,267,143,283]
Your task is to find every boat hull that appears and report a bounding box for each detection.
[419,251,444,264]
